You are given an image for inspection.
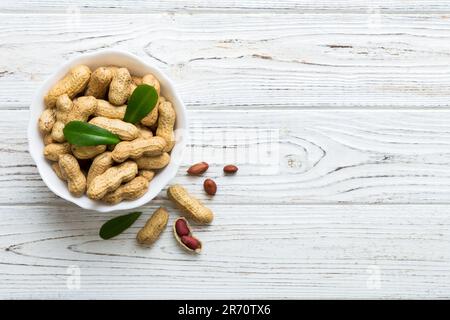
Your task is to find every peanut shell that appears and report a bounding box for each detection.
[173,217,202,253]
[89,116,139,141]
[102,176,149,204]
[44,65,91,108]
[167,184,214,224]
[135,153,170,170]
[87,161,138,200]
[136,207,169,245]
[85,67,113,98]
[86,152,114,186]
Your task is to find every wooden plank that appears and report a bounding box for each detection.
[0,204,449,299]
[6,109,450,205]
[2,13,450,109]
[2,1,450,13]
[2,4,450,300]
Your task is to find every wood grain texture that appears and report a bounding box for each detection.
[2,1,450,13]
[2,2,450,299]
[0,204,449,299]
[2,14,450,109]
[4,109,450,205]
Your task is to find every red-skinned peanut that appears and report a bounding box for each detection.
[173,217,202,253]
[181,235,201,250]
[223,164,238,174]
[203,178,217,195]
[175,218,190,237]
[187,162,209,175]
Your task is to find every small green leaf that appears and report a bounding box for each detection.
[63,121,120,146]
[124,84,158,124]
[99,212,142,240]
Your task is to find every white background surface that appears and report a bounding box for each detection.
[1,1,450,299]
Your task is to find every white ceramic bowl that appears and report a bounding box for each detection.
[28,50,188,212]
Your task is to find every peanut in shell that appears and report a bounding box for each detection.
[136,207,169,245]
[44,65,91,108]
[167,184,214,224]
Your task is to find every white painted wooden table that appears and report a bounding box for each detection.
[1,1,450,299]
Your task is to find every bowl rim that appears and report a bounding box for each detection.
[27,49,188,212]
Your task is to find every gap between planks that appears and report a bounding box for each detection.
[3,13,450,110]
[4,109,450,205]
[0,204,449,299]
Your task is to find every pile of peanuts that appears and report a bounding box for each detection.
[38,65,176,204]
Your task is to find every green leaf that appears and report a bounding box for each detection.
[124,84,159,124]
[63,121,120,146]
[99,212,142,240]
